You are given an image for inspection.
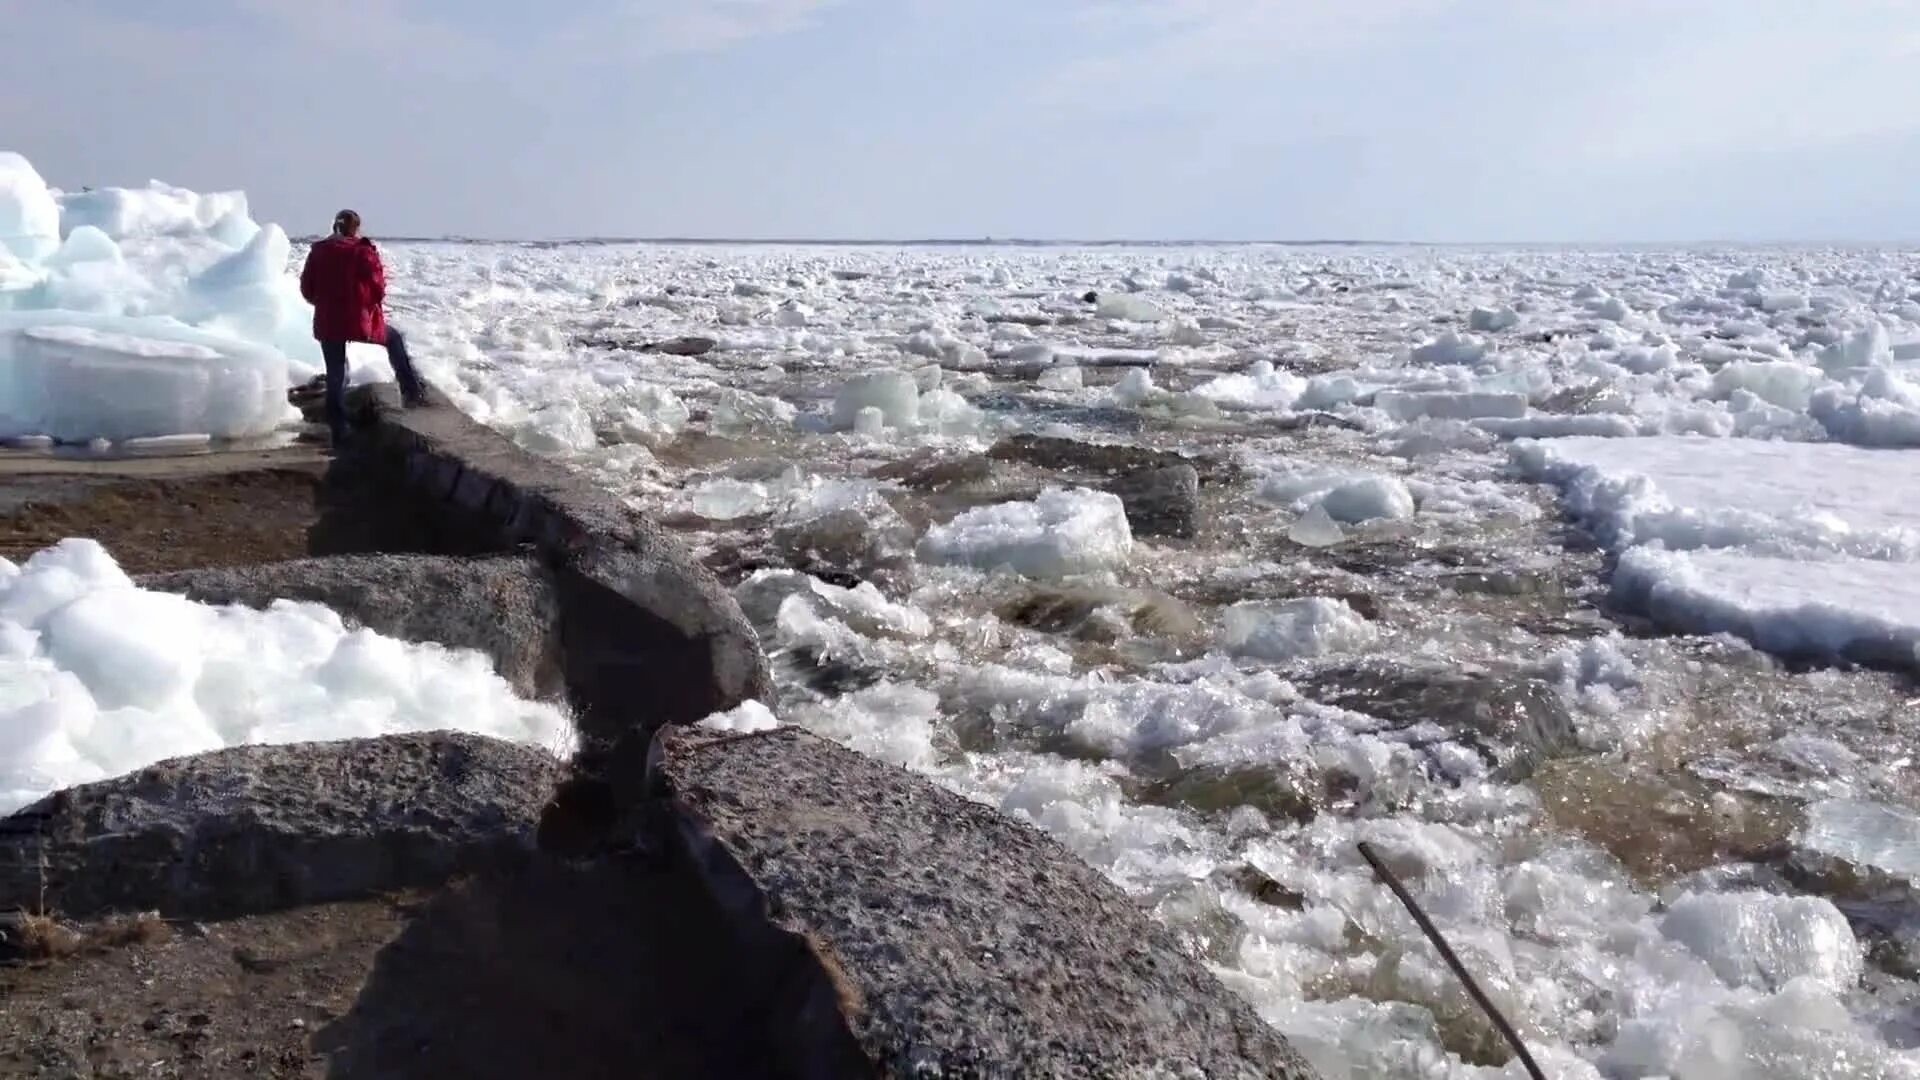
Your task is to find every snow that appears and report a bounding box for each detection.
[0,152,60,263]
[0,540,572,814]
[1515,435,1920,559]
[1614,547,1920,665]
[697,699,780,734]
[1192,360,1306,411]
[0,151,307,442]
[1260,469,1416,524]
[919,488,1134,579]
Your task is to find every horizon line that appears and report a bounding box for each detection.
[294,234,1920,250]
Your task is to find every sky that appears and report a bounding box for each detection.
[4,0,1920,242]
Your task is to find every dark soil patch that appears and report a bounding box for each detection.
[1,856,783,1079]
[0,463,447,574]
[0,900,402,1078]
[0,469,331,573]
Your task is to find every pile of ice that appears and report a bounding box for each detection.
[1800,798,1920,881]
[1259,468,1417,525]
[1095,292,1167,323]
[829,369,984,437]
[920,488,1134,579]
[1193,360,1306,411]
[1375,389,1527,423]
[0,312,290,443]
[0,151,310,443]
[1811,367,1920,448]
[0,539,572,814]
[1518,435,1920,667]
[1220,598,1378,661]
[509,379,690,456]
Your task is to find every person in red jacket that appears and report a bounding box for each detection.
[299,209,427,445]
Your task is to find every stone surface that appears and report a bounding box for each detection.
[572,333,717,357]
[650,726,1317,1078]
[141,554,566,703]
[640,336,719,357]
[989,433,1241,488]
[0,733,564,920]
[1304,664,1579,781]
[869,451,997,492]
[1108,463,1201,539]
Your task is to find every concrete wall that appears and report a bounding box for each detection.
[346,385,771,765]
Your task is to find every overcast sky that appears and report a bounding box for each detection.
[5,0,1919,242]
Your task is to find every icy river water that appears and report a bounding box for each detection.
[366,241,1920,1079]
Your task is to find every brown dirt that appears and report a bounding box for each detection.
[0,457,454,575]
[0,469,333,574]
[0,901,402,1078]
[0,857,783,1080]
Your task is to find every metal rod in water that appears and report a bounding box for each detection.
[1356,841,1547,1080]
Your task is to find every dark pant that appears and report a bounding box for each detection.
[319,327,425,442]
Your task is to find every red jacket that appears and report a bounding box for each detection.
[300,235,387,343]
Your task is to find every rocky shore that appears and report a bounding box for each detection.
[0,386,1315,1078]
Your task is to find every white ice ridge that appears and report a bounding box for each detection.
[1614,547,1920,666]
[1519,434,1920,667]
[1513,435,1920,560]
[0,150,311,442]
[0,540,574,815]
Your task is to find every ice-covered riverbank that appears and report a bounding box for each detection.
[367,238,1920,1078]
[6,151,1920,1077]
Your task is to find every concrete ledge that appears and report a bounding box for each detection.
[347,385,771,754]
[648,725,1317,1078]
[0,734,563,920]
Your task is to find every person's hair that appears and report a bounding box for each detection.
[332,209,362,236]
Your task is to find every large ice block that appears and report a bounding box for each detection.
[0,311,292,441]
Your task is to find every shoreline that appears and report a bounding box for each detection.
[0,384,1317,1078]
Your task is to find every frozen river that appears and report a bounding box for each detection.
[353,239,1920,1078]
[6,150,1920,1074]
